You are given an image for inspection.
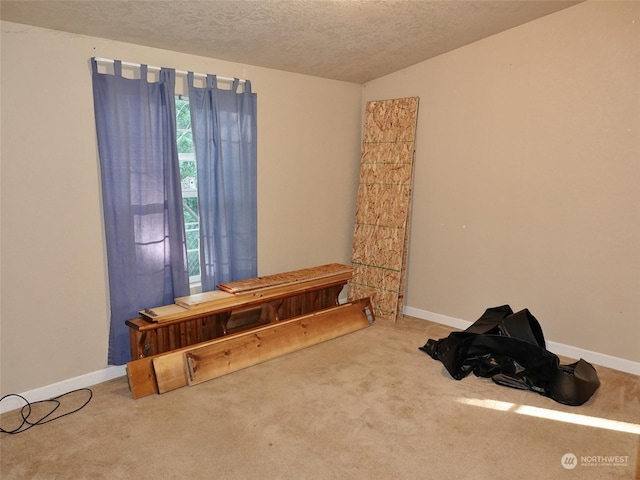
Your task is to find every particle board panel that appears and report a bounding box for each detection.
[348,97,419,322]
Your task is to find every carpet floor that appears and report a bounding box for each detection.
[2,316,639,479]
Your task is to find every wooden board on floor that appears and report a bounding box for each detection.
[183,297,374,387]
[126,358,160,399]
[126,297,374,398]
[153,298,373,394]
[348,97,419,321]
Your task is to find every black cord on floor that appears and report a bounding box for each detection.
[0,388,93,435]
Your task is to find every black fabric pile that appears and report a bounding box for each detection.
[420,305,600,406]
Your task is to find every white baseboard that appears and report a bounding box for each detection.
[4,305,637,414]
[404,306,640,377]
[405,306,473,331]
[1,365,126,414]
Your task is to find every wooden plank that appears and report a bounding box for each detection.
[184,298,374,387]
[139,303,190,322]
[173,289,234,310]
[126,358,159,399]
[126,298,373,398]
[348,97,419,321]
[217,263,352,294]
[153,354,189,395]
[174,273,351,312]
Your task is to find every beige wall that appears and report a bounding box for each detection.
[364,1,639,363]
[0,22,362,395]
[2,1,638,396]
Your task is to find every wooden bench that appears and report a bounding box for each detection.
[126,297,374,398]
[125,263,352,360]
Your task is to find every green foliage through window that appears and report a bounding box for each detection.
[176,97,201,283]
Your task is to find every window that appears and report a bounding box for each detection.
[92,58,257,363]
[176,97,201,288]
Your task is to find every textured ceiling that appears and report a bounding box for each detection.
[1,0,581,83]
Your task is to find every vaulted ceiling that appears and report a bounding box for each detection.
[1,0,582,83]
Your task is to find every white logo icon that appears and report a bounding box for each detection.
[561,453,578,470]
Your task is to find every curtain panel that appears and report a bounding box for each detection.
[188,74,258,291]
[91,59,190,365]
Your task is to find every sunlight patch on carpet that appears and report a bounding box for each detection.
[458,397,640,435]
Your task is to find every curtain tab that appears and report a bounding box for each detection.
[114,60,122,77]
[160,68,175,85]
[244,80,252,94]
[187,72,195,88]
[206,74,217,89]
[140,64,148,82]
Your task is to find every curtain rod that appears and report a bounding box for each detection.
[93,57,245,84]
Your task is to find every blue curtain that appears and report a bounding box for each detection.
[188,74,258,291]
[92,59,190,364]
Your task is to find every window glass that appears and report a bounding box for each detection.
[176,97,201,286]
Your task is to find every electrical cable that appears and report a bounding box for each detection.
[0,388,93,435]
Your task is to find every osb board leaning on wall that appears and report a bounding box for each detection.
[348,97,419,321]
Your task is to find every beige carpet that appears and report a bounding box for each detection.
[2,316,639,480]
